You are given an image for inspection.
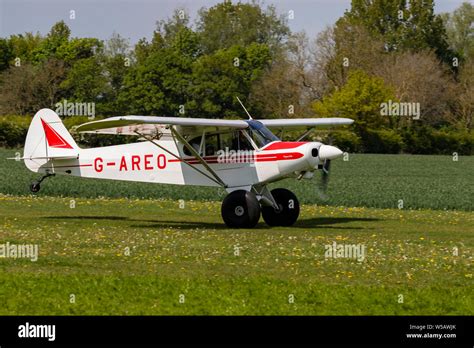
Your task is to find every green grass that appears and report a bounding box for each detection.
[0,195,472,315]
[1,148,472,211]
[1,148,472,314]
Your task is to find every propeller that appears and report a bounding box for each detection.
[321,159,331,190]
[312,142,341,201]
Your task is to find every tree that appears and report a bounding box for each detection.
[101,33,132,114]
[118,28,197,115]
[250,54,306,119]
[191,43,271,118]
[373,50,456,127]
[7,32,43,64]
[316,20,456,128]
[448,57,473,130]
[156,8,191,44]
[60,57,107,102]
[313,70,396,131]
[0,59,66,114]
[31,21,101,64]
[342,0,454,66]
[196,1,289,55]
[0,38,13,71]
[313,70,402,153]
[441,2,474,61]
[32,21,71,62]
[133,32,166,65]
[327,22,386,89]
[250,32,323,118]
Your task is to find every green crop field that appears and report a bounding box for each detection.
[0,195,472,315]
[0,148,472,315]
[0,148,472,210]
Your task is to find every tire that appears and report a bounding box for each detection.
[262,188,300,226]
[221,190,261,228]
[30,182,40,193]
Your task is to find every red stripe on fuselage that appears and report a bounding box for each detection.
[262,141,307,151]
[169,151,303,164]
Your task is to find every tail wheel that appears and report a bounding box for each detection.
[30,182,40,193]
[221,190,261,228]
[262,188,300,226]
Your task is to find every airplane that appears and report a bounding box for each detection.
[19,105,353,228]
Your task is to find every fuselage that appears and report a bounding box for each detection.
[34,139,325,190]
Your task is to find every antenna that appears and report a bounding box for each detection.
[236,96,253,120]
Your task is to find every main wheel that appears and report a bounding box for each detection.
[221,190,261,228]
[30,182,40,193]
[262,188,300,226]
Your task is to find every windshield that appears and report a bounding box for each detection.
[246,120,280,148]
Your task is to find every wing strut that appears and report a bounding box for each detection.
[296,129,313,141]
[134,130,227,188]
[169,127,227,187]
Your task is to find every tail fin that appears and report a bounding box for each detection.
[24,108,80,172]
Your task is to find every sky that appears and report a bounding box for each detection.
[0,0,468,44]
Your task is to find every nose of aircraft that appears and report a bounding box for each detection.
[303,143,343,169]
[318,144,343,160]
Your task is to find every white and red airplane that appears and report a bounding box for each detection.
[21,106,353,228]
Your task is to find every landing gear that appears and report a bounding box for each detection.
[29,173,55,193]
[30,182,41,193]
[261,188,300,226]
[221,190,261,228]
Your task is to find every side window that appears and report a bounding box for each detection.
[183,136,202,156]
[238,131,254,151]
[183,131,254,157]
[219,131,253,151]
[205,134,219,156]
[220,132,238,152]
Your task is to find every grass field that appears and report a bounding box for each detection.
[1,148,472,211]
[0,195,472,315]
[0,148,472,315]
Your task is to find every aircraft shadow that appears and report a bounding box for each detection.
[293,217,378,230]
[44,216,379,231]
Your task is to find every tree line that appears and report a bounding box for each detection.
[0,0,472,154]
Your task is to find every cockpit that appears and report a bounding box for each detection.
[182,121,280,157]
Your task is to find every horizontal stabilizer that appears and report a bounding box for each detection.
[8,155,79,160]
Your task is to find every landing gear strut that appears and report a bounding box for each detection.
[30,173,55,193]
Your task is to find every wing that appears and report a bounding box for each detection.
[73,116,249,136]
[259,118,354,131]
[73,116,353,137]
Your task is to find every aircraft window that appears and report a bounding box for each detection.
[220,131,253,151]
[246,120,279,148]
[183,131,256,157]
[219,132,235,151]
[237,131,254,150]
[183,136,203,156]
[205,134,218,156]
